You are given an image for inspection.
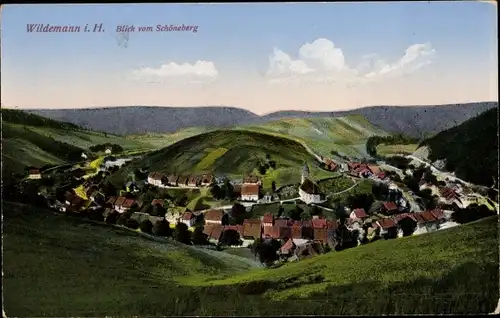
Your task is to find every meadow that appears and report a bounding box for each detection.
[376,143,419,156]
[4,201,497,316]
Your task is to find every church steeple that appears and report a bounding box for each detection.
[301,161,309,184]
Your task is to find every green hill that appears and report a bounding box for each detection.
[4,201,497,316]
[235,115,390,158]
[109,129,336,190]
[1,109,154,175]
[418,107,498,186]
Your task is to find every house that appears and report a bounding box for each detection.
[115,197,136,213]
[265,224,291,240]
[204,209,227,225]
[381,202,399,215]
[429,208,446,224]
[147,172,164,187]
[300,220,314,240]
[413,210,440,233]
[81,152,88,159]
[375,217,397,237]
[439,187,460,205]
[105,148,112,155]
[166,175,178,186]
[177,176,189,187]
[180,212,196,227]
[312,218,328,243]
[200,174,214,187]
[349,208,368,221]
[290,222,303,239]
[187,175,200,187]
[203,224,224,244]
[28,169,42,179]
[243,175,261,185]
[279,238,297,257]
[151,199,166,208]
[241,184,260,201]
[324,158,338,171]
[233,184,242,198]
[242,219,262,241]
[368,165,381,175]
[262,214,274,227]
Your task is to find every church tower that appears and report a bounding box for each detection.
[301,162,310,184]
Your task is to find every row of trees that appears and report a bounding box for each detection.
[89,143,124,153]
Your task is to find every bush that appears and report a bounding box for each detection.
[116,214,130,226]
[139,220,153,234]
[126,218,140,229]
[153,219,172,237]
[174,222,192,244]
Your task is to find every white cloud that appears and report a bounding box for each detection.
[266,39,436,85]
[131,60,219,83]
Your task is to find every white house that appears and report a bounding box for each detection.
[147,172,164,187]
[299,163,326,205]
[81,152,88,159]
[28,169,42,180]
[105,148,112,155]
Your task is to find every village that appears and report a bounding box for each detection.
[21,145,498,266]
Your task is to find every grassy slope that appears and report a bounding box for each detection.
[419,107,498,186]
[4,202,498,316]
[1,109,153,174]
[109,129,336,190]
[376,143,419,156]
[235,115,389,158]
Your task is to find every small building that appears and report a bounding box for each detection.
[204,209,227,225]
[300,220,314,240]
[187,175,200,187]
[200,174,214,187]
[167,175,179,186]
[115,197,136,213]
[324,158,338,171]
[349,208,368,221]
[147,172,164,187]
[381,202,399,215]
[177,176,189,188]
[203,224,224,244]
[375,217,397,237]
[262,214,274,227]
[312,218,328,243]
[241,184,260,201]
[105,148,112,155]
[368,165,381,175]
[180,212,196,227]
[28,169,42,180]
[242,219,262,241]
[279,238,297,257]
[81,153,88,159]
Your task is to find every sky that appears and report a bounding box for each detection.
[1,2,497,115]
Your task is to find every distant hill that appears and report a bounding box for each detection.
[0,109,152,175]
[234,114,389,159]
[25,102,497,136]
[4,200,498,315]
[418,107,498,186]
[109,129,334,190]
[27,106,261,135]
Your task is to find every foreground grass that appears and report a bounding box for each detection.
[4,202,498,316]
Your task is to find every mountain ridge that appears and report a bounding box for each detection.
[21,101,498,136]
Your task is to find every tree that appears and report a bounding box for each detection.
[277,206,284,218]
[117,214,130,226]
[230,203,246,224]
[258,165,267,175]
[192,226,209,245]
[152,203,166,217]
[290,205,304,221]
[310,205,322,216]
[126,218,140,229]
[106,211,120,224]
[300,211,312,220]
[254,239,280,266]
[220,229,242,246]
[139,220,153,234]
[398,217,417,236]
[153,219,172,237]
[271,181,277,192]
[174,222,192,244]
[224,180,234,200]
[210,184,223,200]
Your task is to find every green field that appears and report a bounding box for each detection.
[376,143,419,156]
[235,115,389,158]
[4,202,498,316]
[109,130,337,190]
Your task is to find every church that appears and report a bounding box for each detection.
[299,163,326,205]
